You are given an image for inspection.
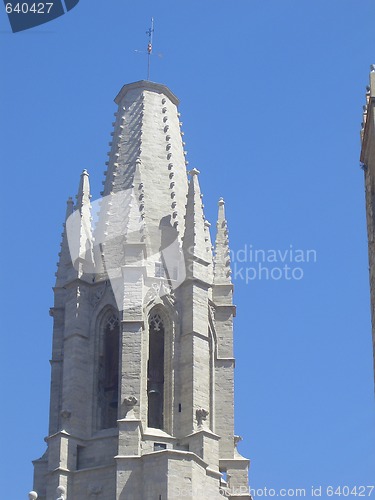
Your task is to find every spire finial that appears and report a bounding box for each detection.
[188,168,200,177]
[213,197,232,285]
[76,168,91,212]
[146,17,154,80]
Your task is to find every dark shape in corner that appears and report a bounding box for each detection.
[64,0,79,11]
[4,0,80,33]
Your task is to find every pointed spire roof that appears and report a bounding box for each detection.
[56,170,95,285]
[213,198,232,285]
[183,169,211,265]
[74,169,94,275]
[55,197,75,286]
[76,169,91,212]
[100,81,188,250]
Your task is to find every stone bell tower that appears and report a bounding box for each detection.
[31,81,251,500]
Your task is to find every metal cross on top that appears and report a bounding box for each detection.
[146,17,154,80]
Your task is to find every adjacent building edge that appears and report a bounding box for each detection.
[361,66,375,386]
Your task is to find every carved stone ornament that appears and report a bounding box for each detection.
[60,409,71,419]
[123,395,138,417]
[161,281,173,297]
[91,284,106,307]
[234,435,243,448]
[144,281,175,306]
[56,485,66,500]
[144,282,160,304]
[124,395,137,407]
[196,408,209,427]
[209,304,216,325]
[88,484,103,496]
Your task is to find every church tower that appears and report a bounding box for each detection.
[361,66,375,384]
[31,81,250,500]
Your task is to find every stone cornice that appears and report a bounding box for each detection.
[115,80,179,106]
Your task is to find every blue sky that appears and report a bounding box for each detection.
[1,0,375,497]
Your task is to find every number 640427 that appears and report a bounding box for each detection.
[5,3,54,14]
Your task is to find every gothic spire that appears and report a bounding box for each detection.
[183,168,206,260]
[56,169,95,284]
[33,80,251,500]
[213,198,232,285]
[100,81,189,246]
[182,169,213,286]
[76,168,91,212]
[74,169,94,276]
[55,196,74,286]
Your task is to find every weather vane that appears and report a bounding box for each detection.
[135,18,162,81]
[146,17,154,80]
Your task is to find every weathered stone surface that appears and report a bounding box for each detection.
[32,81,250,499]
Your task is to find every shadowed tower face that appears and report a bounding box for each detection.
[31,81,251,500]
[361,66,375,385]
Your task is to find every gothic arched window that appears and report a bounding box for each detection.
[98,312,120,429]
[147,313,165,429]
